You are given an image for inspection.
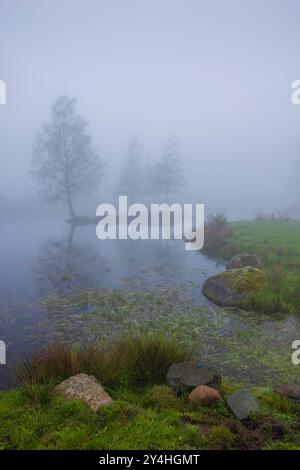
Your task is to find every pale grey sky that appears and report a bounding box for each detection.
[1,0,300,218]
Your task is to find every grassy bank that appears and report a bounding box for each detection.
[1,383,300,450]
[0,336,300,450]
[204,218,300,313]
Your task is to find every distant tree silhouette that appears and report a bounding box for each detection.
[154,138,185,201]
[117,138,144,203]
[32,95,104,218]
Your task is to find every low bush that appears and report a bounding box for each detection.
[203,211,233,256]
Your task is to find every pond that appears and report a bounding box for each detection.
[0,219,299,390]
[0,219,223,390]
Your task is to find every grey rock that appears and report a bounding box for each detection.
[275,384,300,402]
[55,373,112,412]
[227,390,260,420]
[167,361,221,393]
[227,253,262,270]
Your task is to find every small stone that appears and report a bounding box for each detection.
[275,384,300,402]
[55,373,112,412]
[227,390,260,420]
[188,385,221,406]
[167,362,221,393]
[227,253,262,270]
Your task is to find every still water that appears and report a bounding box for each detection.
[0,219,224,390]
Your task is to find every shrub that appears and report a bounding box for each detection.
[16,335,190,390]
[203,211,233,255]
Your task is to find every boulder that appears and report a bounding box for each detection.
[167,361,221,393]
[55,373,112,411]
[275,384,300,402]
[227,390,260,420]
[188,385,221,406]
[202,266,266,307]
[227,253,262,270]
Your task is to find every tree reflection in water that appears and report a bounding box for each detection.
[35,224,108,297]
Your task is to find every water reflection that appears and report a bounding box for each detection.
[35,225,109,296]
[0,219,224,390]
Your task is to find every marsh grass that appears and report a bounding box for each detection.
[241,288,287,314]
[16,335,190,389]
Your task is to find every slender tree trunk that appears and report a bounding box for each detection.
[67,190,76,218]
[64,157,76,219]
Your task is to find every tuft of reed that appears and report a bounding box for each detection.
[16,335,190,389]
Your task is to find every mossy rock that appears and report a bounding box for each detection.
[202,267,266,307]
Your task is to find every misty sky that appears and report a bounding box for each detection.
[1,0,300,218]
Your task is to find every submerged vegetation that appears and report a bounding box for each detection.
[15,286,298,387]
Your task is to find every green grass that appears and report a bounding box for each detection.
[1,335,299,450]
[0,386,202,450]
[1,333,300,450]
[0,382,299,450]
[209,220,300,313]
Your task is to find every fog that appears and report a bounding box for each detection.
[1,0,300,220]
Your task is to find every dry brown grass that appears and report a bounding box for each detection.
[16,335,190,389]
